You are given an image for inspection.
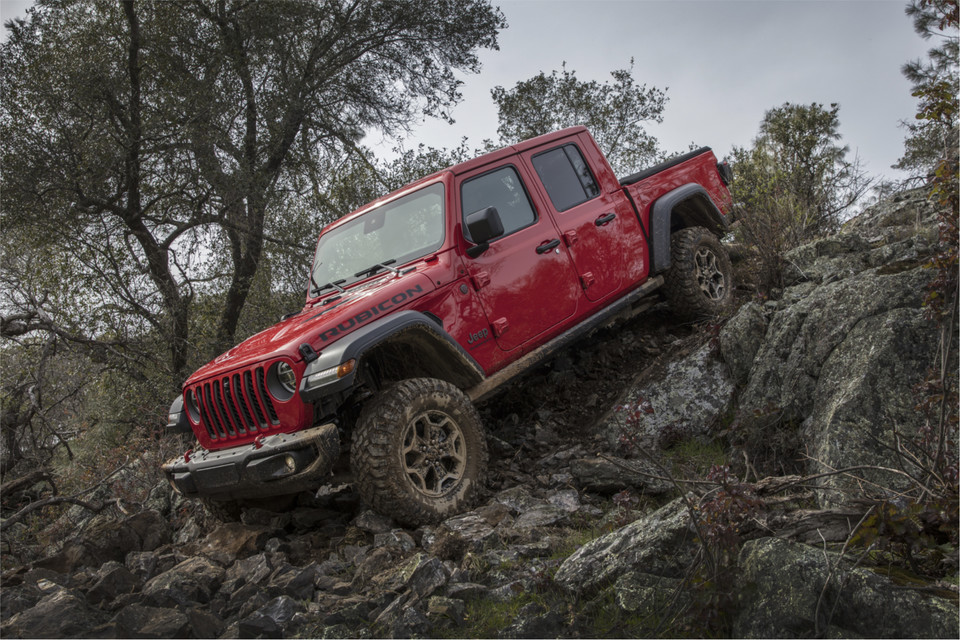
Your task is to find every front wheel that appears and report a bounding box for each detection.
[351,378,487,526]
[663,226,733,319]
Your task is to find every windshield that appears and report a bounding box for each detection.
[310,182,445,294]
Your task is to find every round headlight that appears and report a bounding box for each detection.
[276,361,297,394]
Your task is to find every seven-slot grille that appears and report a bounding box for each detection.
[190,366,279,441]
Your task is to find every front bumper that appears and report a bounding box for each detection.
[162,423,340,501]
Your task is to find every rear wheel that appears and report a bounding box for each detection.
[351,378,487,526]
[663,226,733,319]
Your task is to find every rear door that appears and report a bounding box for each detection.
[458,162,581,352]
[524,141,626,302]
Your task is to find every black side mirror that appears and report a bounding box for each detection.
[465,206,504,258]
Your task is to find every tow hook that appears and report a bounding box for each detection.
[184,448,193,463]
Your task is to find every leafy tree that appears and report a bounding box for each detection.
[1,0,506,378]
[732,103,868,240]
[491,61,667,175]
[728,103,869,292]
[896,0,959,179]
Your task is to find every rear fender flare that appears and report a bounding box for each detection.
[649,183,728,273]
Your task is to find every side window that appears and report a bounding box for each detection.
[461,166,537,240]
[532,144,601,212]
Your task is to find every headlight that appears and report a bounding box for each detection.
[276,362,296,394]
[266,360,297,401]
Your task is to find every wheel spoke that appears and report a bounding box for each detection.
[400,409,468,498]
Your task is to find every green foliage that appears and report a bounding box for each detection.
[491,61,667,175]
[895,0,959,178]
[729,103,868,293]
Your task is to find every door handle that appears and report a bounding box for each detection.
[536,239,561,254]
[595,213,616,227]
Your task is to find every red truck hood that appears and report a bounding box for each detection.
[186,272,435,385]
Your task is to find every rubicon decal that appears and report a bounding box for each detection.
[319,285,425,342]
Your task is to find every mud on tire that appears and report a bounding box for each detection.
[351,378,488,527]
[663,225,733,319]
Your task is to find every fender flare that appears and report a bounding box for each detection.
[649,183,728,274]
[299,310,485,402]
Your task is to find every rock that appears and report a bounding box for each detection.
[199,523,273,566]
[86,563,139,605]
[570,456,671,495]
[554,497,693,593]
[174,518,202,545]
[719,301,768,385]
[495,486,543,514]
[268,562,318,600]
[601,343,735,451]
[186,607,224,639]
[436,513,496,551]
[735,263,938,504]
[238,595,303,638]
[445,581,489,601]
[738,267,931,426]
[225,553,273,590]
[353,510,396,534]
[502,605,565,638]
[513,503,568,529]
[373,529,417,552]
[352,547,402,589]
[1,587,105,638]
[113,604,190,638]
[613,571,681,616]
[426,595,465,626]
[405,554,448,599]
[125,551,159,582]
[805,307,938,506]
[546,489,582,513]
[142,556,225,607]
[35,510,171,573]
[734,537,959,639]
[389,605,431,638]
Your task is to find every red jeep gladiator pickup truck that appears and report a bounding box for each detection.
[163,126,733,525]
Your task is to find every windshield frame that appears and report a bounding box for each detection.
[308,180,447,300]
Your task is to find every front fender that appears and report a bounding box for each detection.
[299,310,485,402]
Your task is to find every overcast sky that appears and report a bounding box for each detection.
[2,0,936,182]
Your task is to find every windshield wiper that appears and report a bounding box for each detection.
[310,277,346,297]
[353,259,398,279]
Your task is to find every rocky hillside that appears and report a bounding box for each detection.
[2,189,957,638]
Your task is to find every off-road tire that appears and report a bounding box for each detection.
[351,378,488,526]
[663,226,733,319]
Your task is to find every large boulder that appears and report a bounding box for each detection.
[734,537,958,638]
[0,587,105,638]
[35,509,171,573]
[600,343,735,451]
[554,497,693,593]
[805,306,938,505]
[141,556,225,608]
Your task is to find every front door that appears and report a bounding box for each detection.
[458,163,580,352]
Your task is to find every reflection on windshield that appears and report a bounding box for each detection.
[310,183,444,294]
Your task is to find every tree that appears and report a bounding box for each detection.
[896,0,959,179]
[734,103,868,240]
[728,103,869,292]
[491,61,667,175]
[1,0,506,378]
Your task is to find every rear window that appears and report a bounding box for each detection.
[532,144,600,212]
